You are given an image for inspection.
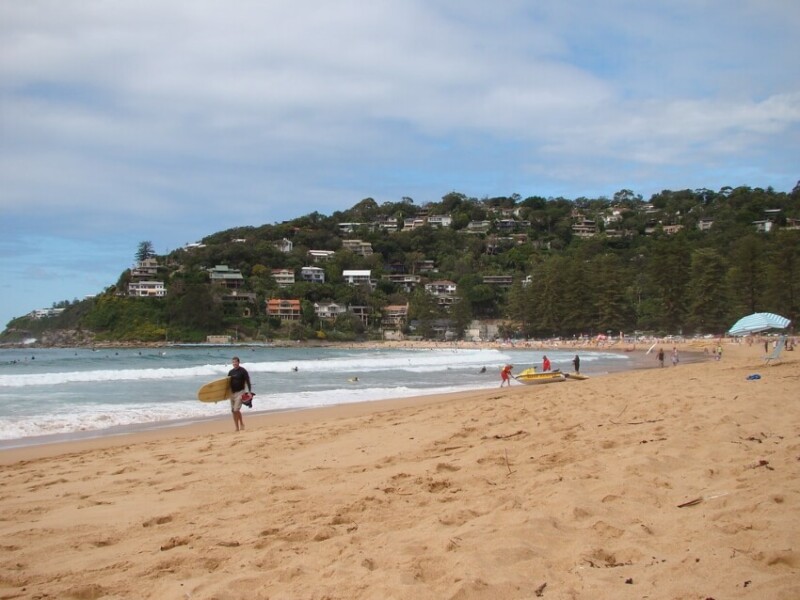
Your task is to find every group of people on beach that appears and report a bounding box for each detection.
[498,354,581,387]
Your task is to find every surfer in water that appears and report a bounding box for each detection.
[228,356,252,432]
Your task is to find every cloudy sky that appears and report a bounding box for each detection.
[1,1,799,328]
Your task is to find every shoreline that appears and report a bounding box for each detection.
[0,344,703,459]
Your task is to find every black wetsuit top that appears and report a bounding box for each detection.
[228,366,251,393]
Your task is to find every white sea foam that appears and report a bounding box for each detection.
[0,381,494,440]
[0,348,507,388]
[0,346,637,444]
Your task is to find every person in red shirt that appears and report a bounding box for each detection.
[542,355,551,372]
[500,364,514,387]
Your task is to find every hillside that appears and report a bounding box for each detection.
[3,186,799,345]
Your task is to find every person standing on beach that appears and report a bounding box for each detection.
[500,364,514,387]
[228,356,252,432]
[657,348,665,367]
[572,354,580,374]
[542,355,551,372]
[671,347,679,367]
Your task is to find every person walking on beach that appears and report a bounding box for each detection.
[542,355,551,372]
[572,354,580,374]
[657,348,665,368]
[500,364,514,387]
[228,356,252,432]
[671,347,679,367]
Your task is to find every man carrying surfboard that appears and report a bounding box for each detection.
[228,356,252,432]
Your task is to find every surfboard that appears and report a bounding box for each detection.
[197,377,231,402]
[565,372,589,380]
[646,342,657,355]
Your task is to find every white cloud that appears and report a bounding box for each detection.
[1,0,799,324]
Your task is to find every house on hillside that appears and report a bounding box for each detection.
[128,281,167,297]
[314,301,347,320]
[274,238,293,253]
[300,266,325,284]
[384,274,421,293]
[342,270,373,287]
[341,239,373,256]
[308,250,336,263]
[131,258,159,279]
[272,268,295,287]
[208,265,244,289]
[483,275,513,288]
[265,298,301,321]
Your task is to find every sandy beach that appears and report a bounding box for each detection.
[1,341,798,599]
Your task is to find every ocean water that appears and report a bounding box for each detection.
[0,345,636,447]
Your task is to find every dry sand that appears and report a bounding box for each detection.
[1,342,798,599]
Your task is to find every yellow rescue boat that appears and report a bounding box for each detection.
[515,367,566,385]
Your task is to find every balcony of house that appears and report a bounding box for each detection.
[483,275,513,288]
[383,274,421,292]
[308,250,336,263]
[128,281,167,297]
[314,301,347,320]
[425,280,458,296]
[495,219,519,232]
[300,266,326,284]
[342,269,374,288]
[697,217,714,231]
[662,224,683,235]
[403,217,427,231]
[265,298,302,320]
[753,220,774,233]
[380,304,409,329]
[222,290,257,303]
[131,258,159,279]
[338,222,365,235]
[414,259,437,274]
[427,215,453,228]
[466,221,492,234]
[785,218,800,230]
[274,238,293,253]
[340,239,373,256]
[208,265,244,289]
[572,219,597,238]
[373,216,399,232]
[272,268,296,287]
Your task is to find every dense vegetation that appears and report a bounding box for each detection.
[3,184,799,344]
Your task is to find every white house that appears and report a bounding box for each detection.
[314,301,347,319]
[425,280,457,296]
[308,250,336,263]
[274,238,293,253]
[342,270,372,286]
[272,268,295,287]
[427,215,452,228]
[128,281,167,297]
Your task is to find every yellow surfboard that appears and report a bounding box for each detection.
[197,377,231,402]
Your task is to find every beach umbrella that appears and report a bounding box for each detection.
[727,312,791,336]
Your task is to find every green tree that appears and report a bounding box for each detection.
[643,239,690,332]
[135,241,155,263]
[727,235,765,315]
[763,231,800,323]
[686,248,730,333]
